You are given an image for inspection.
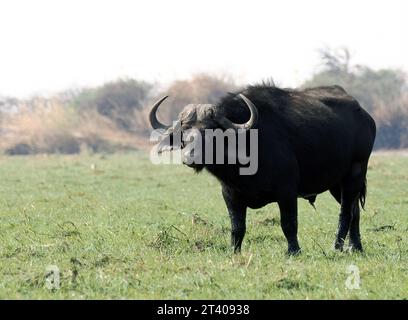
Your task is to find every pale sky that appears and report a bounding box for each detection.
[0,0,407,98]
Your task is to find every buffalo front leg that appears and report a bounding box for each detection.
[278,198,301,255]
[222,187,247,253]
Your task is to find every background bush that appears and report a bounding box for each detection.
[303,47,408,149]
[0,50,407,154]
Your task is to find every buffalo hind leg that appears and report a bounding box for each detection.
[335,193,362,251]
[222,187,247,253]
[349,204,363,251]
[278,198,301,255]
[333,190,353,251]
[334,162,366,252]
[330,185,348,250]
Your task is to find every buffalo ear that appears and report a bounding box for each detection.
[215,94,259,131]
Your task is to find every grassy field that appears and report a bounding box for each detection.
[0,152,407,299]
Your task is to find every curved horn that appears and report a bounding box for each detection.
[224,94,258,130]
[149,95,171,130]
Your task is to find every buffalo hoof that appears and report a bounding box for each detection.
[287,247,301,256]
[233,247,242,254]
[334,242,344,251]
[349,243,364,252]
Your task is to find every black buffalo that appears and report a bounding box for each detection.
[149,84,376,255]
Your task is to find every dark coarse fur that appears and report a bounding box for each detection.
[203,83,376,254]
[210,84,374,207]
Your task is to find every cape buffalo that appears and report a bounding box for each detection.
[149,84,376,255]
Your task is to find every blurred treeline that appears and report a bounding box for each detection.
[303,48,408,149]
[0,48,407,155]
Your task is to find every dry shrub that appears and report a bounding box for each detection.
[74,109,150,152]
[73,79,153,132]
[151,73,238,125]
[0,99,74,154]
[0,99,149,155]
[373,94,408,149]
[0,74,237,155]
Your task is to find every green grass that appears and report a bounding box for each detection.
[0,152,407,299]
